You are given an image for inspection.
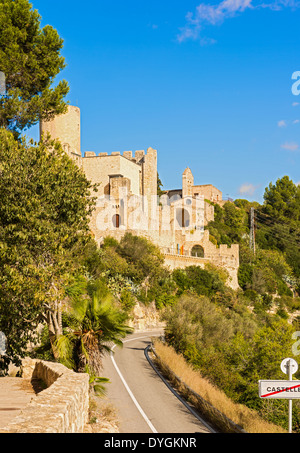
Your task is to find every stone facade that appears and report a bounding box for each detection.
[40,106,240,289]
[164,231,240,290]
[0,359,89,433]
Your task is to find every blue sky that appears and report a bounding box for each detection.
[28,0,300,202]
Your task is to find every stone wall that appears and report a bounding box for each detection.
[164,252,239,290]
[82,153,142,197]
[192,184,222,203]
[0,360,89,433]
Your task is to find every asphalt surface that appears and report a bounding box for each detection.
[100,330,215,434]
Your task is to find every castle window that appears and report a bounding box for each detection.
[191,245,205,258]
[112,214,121,228]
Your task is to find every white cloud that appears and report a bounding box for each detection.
[281,141,299,151]
[177,0,300,43]
[177,0,252,42]
[238,183,258,196]
[293,102,299,106]
[260,0,300,10]
[277,119,300,127]
[278,120,287,127]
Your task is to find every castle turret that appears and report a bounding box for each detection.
[143,147,157,199]
[40,105,81,158]
[182,167,194,198]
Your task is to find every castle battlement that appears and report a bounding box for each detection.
[83,149,156,162]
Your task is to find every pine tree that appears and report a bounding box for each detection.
[0,0,69,137]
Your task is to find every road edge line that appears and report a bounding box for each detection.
[110,339,158,434]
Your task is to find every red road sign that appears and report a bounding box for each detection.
[259,380,300,399]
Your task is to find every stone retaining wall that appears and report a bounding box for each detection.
[129,301,165,331]
[0,359,89,433]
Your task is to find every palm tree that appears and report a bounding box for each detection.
[56,278,133,380]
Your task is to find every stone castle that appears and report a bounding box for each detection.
[40,106,239,289]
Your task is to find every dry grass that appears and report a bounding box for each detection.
[153,340,286,434]
[86,395,120,433]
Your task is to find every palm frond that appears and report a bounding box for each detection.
[55,335,75,369]
[89,375,110,396]
[60,278,133,377]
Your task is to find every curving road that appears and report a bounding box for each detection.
[100,330,216,434]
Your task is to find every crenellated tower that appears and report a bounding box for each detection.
[40,105,81,161]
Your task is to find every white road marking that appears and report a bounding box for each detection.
[110,334,161,434]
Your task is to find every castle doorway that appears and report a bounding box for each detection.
[176,208,190,228]
[191,245,204,258]
[112,214,121,228]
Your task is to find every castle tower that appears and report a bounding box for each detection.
[182,167,194,198]
[40,105,81,158]
[142,147,157,199]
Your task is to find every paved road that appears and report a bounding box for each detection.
[101,330,215,434]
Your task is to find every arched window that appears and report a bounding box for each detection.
[112,214,121,228]
[176,208,190,228]
[191,245,205,258]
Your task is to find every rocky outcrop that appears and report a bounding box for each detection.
[128,301,165,331]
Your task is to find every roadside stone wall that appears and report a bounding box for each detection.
[0,359,89,433]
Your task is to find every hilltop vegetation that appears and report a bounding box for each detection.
[207,176,300,316]
[163,293,299,432]
[161,176,300,432]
